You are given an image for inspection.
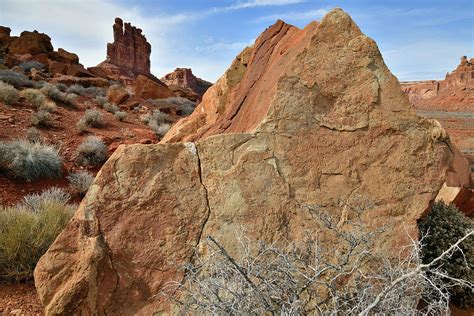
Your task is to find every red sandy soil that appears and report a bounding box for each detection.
[0,93,162,206]
[0,283,43,315]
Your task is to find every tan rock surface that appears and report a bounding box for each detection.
[133,74,173,100]
[35,9,463,314]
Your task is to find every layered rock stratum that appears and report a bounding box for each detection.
[34,9,470,315]
[401,56,474,111]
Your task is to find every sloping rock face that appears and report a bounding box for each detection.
[401,56,474,111]
[35,9,463,314]
[161,68,212,99]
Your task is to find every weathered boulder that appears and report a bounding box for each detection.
[35,9,461,314]
[107,84,130,105]
[133,74,173,100]
[8,30,53,55]
[161,68,212,99]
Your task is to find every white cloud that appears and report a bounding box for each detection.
[255,8,328,23]
[231,0,306,9]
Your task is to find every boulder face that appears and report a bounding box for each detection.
[106,17,151,74]
[133,74,173,100]
[35,9,462,314]
[161,68,212,99]
[7,30,53,55]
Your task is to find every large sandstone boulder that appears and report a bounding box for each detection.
[7,30,53,55]
[35,9,461,314]
[133,74,173,100]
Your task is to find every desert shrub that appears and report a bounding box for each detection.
[95,95,107,107]
[114,111,127,121]
[54,83,68,92]
[0,139,62,181]
[0,81,19,105]
[21,88,46,108]
[150,122,170,138]
[39,100,57,112]
[76,109,104,132]
[0,188,75,281]
[19,60,45,72]
[143,97,196,116]
[166,202,473,315]
[75,136,107,166]
[0,70,33,88]
[41,83,62,100]
[31,109,53,127]
[67,84,105,97]
[419,201,474,307]
[41,83,77,107]
[67,171,94,196]
[103,102,119,113]
[25,127,43,143]
[22,187,71,212]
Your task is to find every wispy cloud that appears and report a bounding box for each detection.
[255,8,328,23]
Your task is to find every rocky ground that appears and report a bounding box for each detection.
[0,283,43,315]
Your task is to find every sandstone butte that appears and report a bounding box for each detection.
[161,68,213,101]
[401,56,474,111]
[34,9,471,315]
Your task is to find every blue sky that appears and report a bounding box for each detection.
[1,0,473,82]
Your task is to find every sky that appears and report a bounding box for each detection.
[0,0,473,83]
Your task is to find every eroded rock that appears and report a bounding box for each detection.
[35,9,463,314]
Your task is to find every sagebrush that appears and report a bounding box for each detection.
[0,81,19,105]
[75,136,107,166]
[0,188,75,281]
[0,139,62,181]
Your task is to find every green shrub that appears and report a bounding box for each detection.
[0,70,33,88]
[418,201,474,307]
[0,139,62,181]
[67,171,94,196]
[0,188,75,281]
[31,109,53,127]
[114,111,127,121]
[21,88,46,108]
[75,136,107,167]
[19,60,45,72]
[0,81,19,105]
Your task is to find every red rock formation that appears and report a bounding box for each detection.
[401,56,474,111]
[106,17,151,74]
[35,9,468,314]
[161,68,212,99]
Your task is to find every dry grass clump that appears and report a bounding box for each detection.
[75,136,107,167]
[0,81,19,105]
[76,109,104,133]
[41,83,77,107]
[21,88,46,108]
[31,109,54,127]
[0,187,75,281]
[103,102,119,113]
[150,122,171,138]
[114,111,127,121]
[67,171,94,196]
[67,84,106,97]
[0,139,62,181]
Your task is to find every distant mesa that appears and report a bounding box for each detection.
[401,55,474,111]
